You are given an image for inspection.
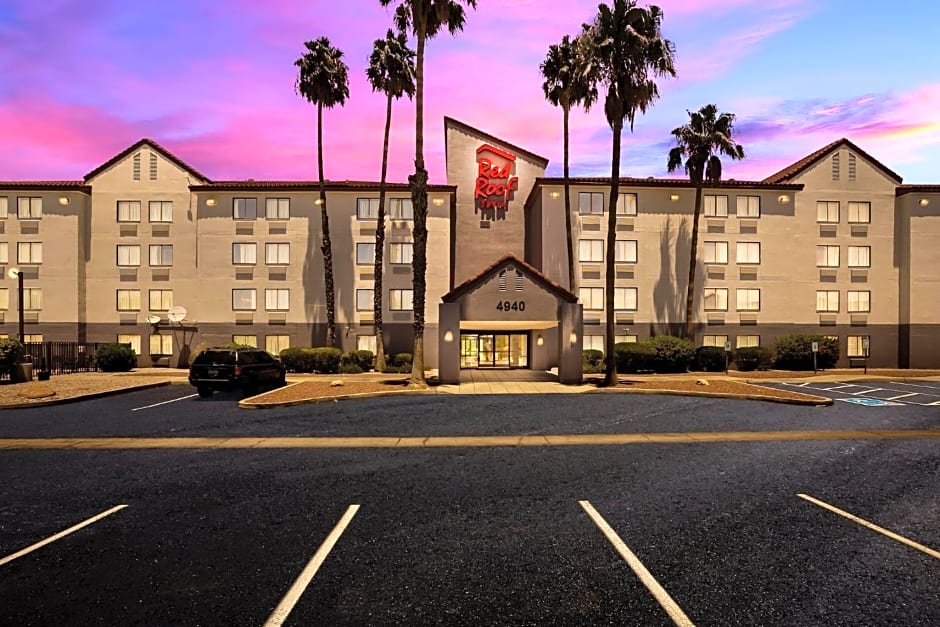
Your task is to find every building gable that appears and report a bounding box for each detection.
[84,138,209,184]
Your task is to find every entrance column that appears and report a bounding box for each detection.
[557,302,583,384]
[438,302,461,384]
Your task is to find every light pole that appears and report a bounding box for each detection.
[7,268,23,343]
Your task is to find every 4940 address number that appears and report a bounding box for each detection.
[496,301,526,312]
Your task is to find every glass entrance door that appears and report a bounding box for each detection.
[460,334,479,368]
[461,333,529,369]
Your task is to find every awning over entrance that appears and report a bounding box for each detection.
[459,320,557,331]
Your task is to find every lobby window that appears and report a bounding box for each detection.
[578,192,604,215]
[579,239,603,262]
[847,246,870,268]
[17,242,42,264]
[17,197,42,219]
[703,335,728,348]
[390,289,413,311]
[583,336,604,352]
[356,243,375,265]
[265,198,290,220]
[357,334,377,353]
[357,198,379,220]
[816,245,840,267]
[117,200,141,222]
[614,287,637,311]
[615,335,638,344]
[816,290,839,313]
[817,201,839,223]
[0,197,6,218]
[579,287,604,310]
[232,243,257,265]
[736,196,760,218]
[233,335,258,348]
[265,243,290,266]
[149,244,173,266]
[117,334,141,356]
[116,289,141,311]
[232,289,257,311]
[736,288,760,312]
[736,335,760,348]
[356,289,373,311]
[0,243,7,264]
[704,241,728,264]
[390,242,413,264]
[23,288,42,310]
[847,335,870,357]
[616,193,637,216]
[848,201,870,223]
[736,242,761,265]
[149,334,173,356]
[266,335,290,355]
[704,195,728,218]
[704,288,728,311]
[149,200,172,223]
[615,240,638,264]
[233,198,258,220]
[389,198,413,220]
[847,290,870,313]
[149,290,173,311]
[265,288,289,311]
[0,288,7,309]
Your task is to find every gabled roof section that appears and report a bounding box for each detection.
[442,253,576,304]
[762,138,902,185]
[444,117,549,168]
[84,138,210,182]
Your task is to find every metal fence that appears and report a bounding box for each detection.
[22,342,103,375]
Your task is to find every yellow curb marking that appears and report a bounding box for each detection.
[0,504,128,567]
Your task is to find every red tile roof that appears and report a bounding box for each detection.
[762,137,902,184]
[442,253,577,304]
[897,185,940,197]
[0,181,91,192]
[84,138,211,182]
[191,180,457,193]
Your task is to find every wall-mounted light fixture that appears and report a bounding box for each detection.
[58,197,70,206]
[432,197,445,206]
[920,198,931,207]
[443,330,454,342]
[314,198,324,206]
[669,194,680,202]
[206,198,217,207]
[569,331,578,345]
[536,334,544,347]
[778,194,791,205]
[549,191,560,200]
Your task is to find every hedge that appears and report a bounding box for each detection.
[734,346,773,371]
[693,346,728,372]
[95,342,137,372]
[773,334,839,370]
[648,335,695,373]
[614,342,656,373]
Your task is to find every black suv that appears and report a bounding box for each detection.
[188,347,286,397]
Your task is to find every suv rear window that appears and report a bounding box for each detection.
[192,350,237,365]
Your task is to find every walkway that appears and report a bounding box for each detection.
[437,369,595,394]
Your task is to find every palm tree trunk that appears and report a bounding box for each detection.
[373,94,393,374]
[603,121,622,387]
[563,103,576,293]
[409,31,428,388]
[684,184,704,340]
[318,103,337,348]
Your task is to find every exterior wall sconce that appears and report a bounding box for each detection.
[58,197,70,206]
[778,194,791,205]
[669,194,680,202]
[569,331,578,345]
[443,330,454,342]
[549,191,560,200]
[432,197,445,206]
[536,334,544,346]
[206,198,217,207]
[315,198,325,206]
[920,198,930,207]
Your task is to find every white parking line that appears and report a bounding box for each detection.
[886,393,920,401]
[580,500,695,627]
[888,381,940,392]
[850,388,883,396]
[264,504,360,627]
[0,504,128,567]
[131,394,199,412]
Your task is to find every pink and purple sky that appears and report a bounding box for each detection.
[2,0,939,184]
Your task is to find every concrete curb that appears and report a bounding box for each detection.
[587,387,833,406]
[0,381,172,410]
[239,387,439,409]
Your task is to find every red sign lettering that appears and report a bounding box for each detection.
[475,144,518,214]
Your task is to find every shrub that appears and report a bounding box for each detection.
[694,346,728,372]
[393,353,413,367]
[583,349,604,366]
[338,363,364,375]
[734,346,773,372]
[0,338,24,378]
[354,350,375,371]
[279,348,315,373]
[95,342,137,372]
[614,342,656,373]
[648,335,695,373]
[774,335,839,370]
[309,347,343,374]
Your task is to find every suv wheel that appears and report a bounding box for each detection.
[197,386,213,398]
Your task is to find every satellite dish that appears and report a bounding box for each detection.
[7,268,19,279]
[167,306,187,323]
[146,314,161,325]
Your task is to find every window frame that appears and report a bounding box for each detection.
[117,334,141,356]
[265,198,290,220]
[17,242,42,264]
[847,201,871,224]
[356,242,376,266]
[736,241,761,265]
[389,242,413,265]
[616,193,637,216]
[389,197,414,220]
[356,197,379,220]
[231,242,257,266]
[149,244,173,267]
[736,335,760,349]
[736,288,761,312]
[847,335,870,358]
[356,288,374,312]
[816,245,840,268]
[736,195,760,218]
[703,195,729,218]
[847,290,871,313]
[579,287,604,310]
[264,288,289,311]
[233,197,258,220]
[148,200,172,223]
[149,334,173,356]
[232,288,257,311]
[17,197,42,220]
[816,200,840,223]
[0,196,8,219]
[117,200,141,223]
[266,335,290,355]
[23,287,42,311]
[703,287,728,311]
[578,192,604,216]
[116,289,141,312]
[148,289,173,312]
[816,290,840,313]
[614,239,638,264]
[578,239,604,263]
[265,242,290,266]
[703,241,728,265]
[847,245,871,268]
[614,287,638,311]
[703,335,728,348]
[389,288,414,311]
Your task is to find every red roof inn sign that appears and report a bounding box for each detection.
[475,144,519,220]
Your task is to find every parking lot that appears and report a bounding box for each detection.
[0,390,937,625]
[767,379,940,408]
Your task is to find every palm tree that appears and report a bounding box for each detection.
[540,33,598,293]
[295,37,350,348]
[380,0,477,387]
[366,30,416,373]
[667,104,745,340]
[585,0,676,386]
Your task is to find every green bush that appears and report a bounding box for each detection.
[614,342,656,373]
[648,335,695,373]
[773,335,839,370]
[95,342,137,372]
[693,346,728,372]
[338,363,364,375]
[309,347,343,374]
[734,346,773,371]
[279,348,315,373]
[354,350,375,370]
[393,353,413,367]
[0,338,24,378]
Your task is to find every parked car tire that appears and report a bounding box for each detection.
[197,386,213,398]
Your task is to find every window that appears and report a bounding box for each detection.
[117,334,141,356]
[847,246,871,268]
[117,200,141,222]
[389,198,413,220]
[847,335,869,357]
[736,242,761,265]
[817,201,839,223]
[149,334,173,355]
[17,242,42,264]
[116,289,141,311]
[816,290,839,312]
[357,335,377,353]
[356,289,374,311]
[578,192,604,215]
[23,287,41,310]
[816,245,840,267]
[0,197,8,218]
[233,335,258,348]
[848,201,870,223]
[23,334,42,343]
[704,241,728,264]
[0,288,8,309]
[233,198,258,220]
[0,243,8,264]
[847,291,870,313]
[616,193,637,216]
[148,201,172,223]
[149,153,158,180]
[736,335,760,348]
[704,288,728,311]
[579,240,603,262]
[265,198,290,220]
[390,289,413,311]
[133,153,141,180]
[232,289,257,311]
[266,335,290,355]
[232,243,257,265]
[736,288,760,311]
[149,244,173,266]
[614,287,637,311]
[831,153,840,181]
[579,287,604,310]
[583,336,604,352]
[265,243,290,265]
[149,290,173,311]
[704,195,728,217]
[703,335,728,348]
[265,289,289,311]
[18,197,42,219]
[357,198,379,220]
[356,243,375,265]
[736,196,760,218]
[615,335,638,344]
[390,242,413,264]
[615,240,638,264]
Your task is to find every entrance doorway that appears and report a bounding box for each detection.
[460,333,529,369]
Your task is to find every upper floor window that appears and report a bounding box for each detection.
[0,288,10,309]
[616,193,637,216]
[17,197,42,219]
[149,289,173,311]
[579,287,604,310]
[149,200,172,223]
[266,198,290,220]
[817,201,839,223]
[149,244,173,267]
[578,239,603,263]
[390,289,413,311]
[578,192,604,215]
[615,240,638,264]
[356,243,375,265]
[848,201,870,224]
[704,241,728,264]
[847,246,871,268]
[117,200,140,222]
[389,198,414,220]
[704,195,728,218]
[0,197,7,219]
[356,289,373,311]
[0,243,6,265]
[232,288,256,311]
[233,198,258,220]
[357,198,379,220]
[816,245,840,268]
[390,242,413,265]
[116,244,141,267]
[265,289,289,311]
[614,287,638,311]
[736,242,761,265]
[736,288,760,311]
[736,196,760,218]
[847,290,870,313]
[232,243,257,265]
[116,289,141,312]
[23,287,42,310]
[704,287,728,311]
[265,243,290,266]
[17,242,42,264]
[816,290,839,313]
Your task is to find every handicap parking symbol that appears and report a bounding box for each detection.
[837,398,904,407]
